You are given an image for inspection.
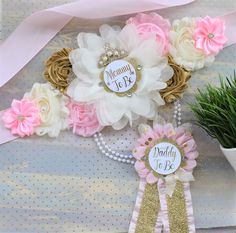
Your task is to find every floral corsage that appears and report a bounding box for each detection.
[2,13,227,138]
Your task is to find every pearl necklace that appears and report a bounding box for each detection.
[94,132,135,164]
[94,101,182,164]
[173,100,182,126]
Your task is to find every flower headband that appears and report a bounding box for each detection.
[0,12,227,233]
[2,13,227,138]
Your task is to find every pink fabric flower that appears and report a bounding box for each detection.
[67,100,103,137]
[126,13,171,54]
[193,16,227,55]
[2,99,40,137]
[133,124,198,184]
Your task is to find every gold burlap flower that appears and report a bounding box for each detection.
[160,56,191,103]
[44,48,74,92]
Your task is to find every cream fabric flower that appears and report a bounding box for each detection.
[169,17,214,71]
[67,24,173,130]
[24,83,69,137]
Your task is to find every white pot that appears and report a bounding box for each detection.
[220,145,236,171]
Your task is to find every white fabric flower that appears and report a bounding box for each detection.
[169,17,214,71]
[67,24,173,130]
[24,83,69,137]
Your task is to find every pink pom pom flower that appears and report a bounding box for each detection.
[193,16,227,55]
[126,13,171,55]
[67,100,103,137]
[2,99,41,137]
[133,123,198,184]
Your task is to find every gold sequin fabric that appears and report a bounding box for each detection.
[167,181,189,233]
[160,56,191,103]
[135,183,160,233]
[44,48,74,92]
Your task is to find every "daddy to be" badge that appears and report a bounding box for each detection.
[148,141,182,175]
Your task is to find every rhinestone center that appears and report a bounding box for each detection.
[17,115,24,121]
[208,33,214,39]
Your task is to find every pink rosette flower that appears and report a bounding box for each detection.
[126,13,171,54]
[2,99,41,137]
[67,100,103,137]
[193,16,227,55]
[133,123,198,184]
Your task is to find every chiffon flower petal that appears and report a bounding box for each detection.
[127,12,171,54]
[146,172,158,184]
[68,24,173,129]
[67,100,103,137]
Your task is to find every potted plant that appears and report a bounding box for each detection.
[190,72,236,171]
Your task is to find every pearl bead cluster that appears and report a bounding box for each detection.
[98,43,127,67]
[94,132,135,164]
[173,100,182,127]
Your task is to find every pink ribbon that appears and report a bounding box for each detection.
[184,182,196,233]
[0,111,18,144]
[129,179,196,232]
[0,0,195,89]
[157,179,170,233]
[128,178,146,233]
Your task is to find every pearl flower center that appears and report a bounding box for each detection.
[38,99,50,114]
[17,115,24,121]
[208,33,214,39]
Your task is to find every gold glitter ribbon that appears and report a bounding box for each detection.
[167,181,189,233]
[135,183,160,233]
[131,181,191,233]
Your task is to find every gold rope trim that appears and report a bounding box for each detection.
[167,181,189,233]
[135,183,160,233]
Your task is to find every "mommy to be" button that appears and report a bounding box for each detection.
[103,59,137,94]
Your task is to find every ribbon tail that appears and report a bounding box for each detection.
[154,211,163,233]
[167,181,195,233]
[129,179,196,233]
[157,179,170,233]
[129,179,161,233]
[128,179,146,233]
[183,182,196,233]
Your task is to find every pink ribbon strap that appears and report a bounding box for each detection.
[154,211,163,233]
[128,178,146,233]
[184,182,196,233]
[157,179,170,233]
[221,11,236,47]
[130,180,196,232]
[0,0,194,89]
[0,111,18,144]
